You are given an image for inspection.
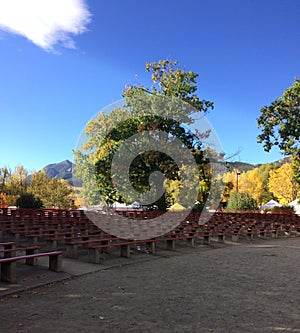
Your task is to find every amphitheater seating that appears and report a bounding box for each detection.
[0,208,299,281]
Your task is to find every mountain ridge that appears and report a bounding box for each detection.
[42,157,291,182]
[43,159,74,181]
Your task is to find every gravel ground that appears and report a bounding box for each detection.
[0,237,299,333]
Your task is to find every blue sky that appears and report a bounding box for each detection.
[0,0,299,172]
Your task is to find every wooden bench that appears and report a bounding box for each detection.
[65,237,121,259]
[44,235,77,250]
[201,231,225,245]
[87,232,223,264]
[0,245,40,259]
[0,242,16,250]
[0,251,64,283]
[225,227,289,242]
[43,232,114,251]
[45,231,110,249]
[229,228,261,241]
[88,240,156,263]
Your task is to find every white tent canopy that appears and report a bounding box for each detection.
[260,199,282,210]
[288,199,300,215]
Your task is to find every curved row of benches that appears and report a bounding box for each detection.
[0,209,300,284]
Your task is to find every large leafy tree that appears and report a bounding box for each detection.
[94,114,212,210]
[16,193,44,208]
[0,165,74,208]
[268,163,298,204]
[257,78,300,184]
[242,169,264,205]
[29,171,73,208]
[255,164,274,204]
[74,60,218,210]
[223,165,274,205]
[0,166,29,205]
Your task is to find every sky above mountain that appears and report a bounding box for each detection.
[0,0,299,171]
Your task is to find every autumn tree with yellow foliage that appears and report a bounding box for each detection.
[268,163,298,204]
[74,60,217,210]
[0,165,74,208]
[0,165,28,206]
[223,166,273,206]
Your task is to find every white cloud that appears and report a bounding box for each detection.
[0,0,91,51]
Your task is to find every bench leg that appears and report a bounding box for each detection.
[26,249,39,265]
[66,244,78,259]
[4,250,17,259]
[100,240,109,253]
[47,240,57,251]
[88,248,100,264]
[186,237,195,247]
[1,262,17,284]
[146,241,156,253]
[4,243,16,250]
[247,233,254,241]
[203,235,210,245]
[120,244,131,258]
[28,236,38,245]
[166,239,175,251]
[232,234,239,242]
[218,234,225,243]
[11,233,20,243]
[49,254,63,272]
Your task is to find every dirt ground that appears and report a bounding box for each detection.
[0,237,299,333]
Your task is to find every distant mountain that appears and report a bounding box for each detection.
[226,161,255,172]
[226,156,291,172]
[43,160,81,186]
[42,156,291,186]
[43,160,73,180]
[268,156,291,167]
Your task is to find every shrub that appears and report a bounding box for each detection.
[262,205,295,214]
[191,201,204,212]
[226,192,257,211]
[16,193,44,208]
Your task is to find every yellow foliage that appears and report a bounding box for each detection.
[243,169,264,205]
[223,168,264,205]
[0,192,7,207]
[268,163,298,204]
